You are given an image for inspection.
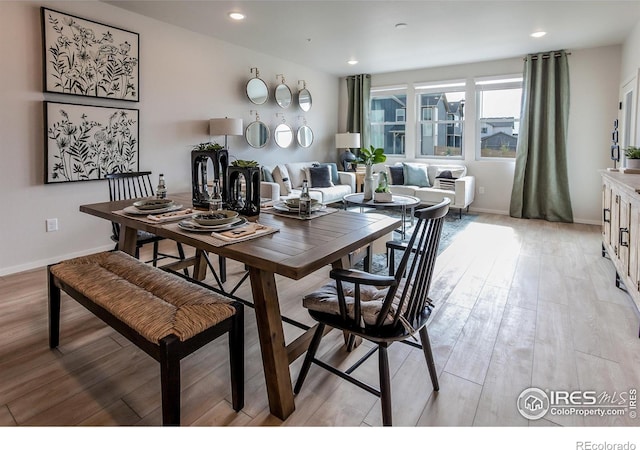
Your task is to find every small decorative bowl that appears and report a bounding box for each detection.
[192,210,239,226]
[284,198,319,209]
[133,198,174,210]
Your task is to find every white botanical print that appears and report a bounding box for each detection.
[46,102,139,183]
[42,8,139,101]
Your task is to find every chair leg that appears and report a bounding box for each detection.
[152,241,160,267]
[294,323,326,394]
[219,256,227,283]
[389,247,396,276]
[47,267,60,349]
[176,243,189,276]
[228,304,244,411]
[378,344,392,426]
[159,335,181,426]
[419,327,439,391]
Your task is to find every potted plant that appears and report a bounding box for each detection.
[358,145,387,200]
[626,146,640,169]
[374,171,392,202]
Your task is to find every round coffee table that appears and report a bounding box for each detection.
[343,193,420,238]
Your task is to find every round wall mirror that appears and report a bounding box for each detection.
[275,83,292,108]
[298,88,312,112]
[246,78,268,105]
[245,120,270,148]
[274,123,294,148]
[296,125,314,148]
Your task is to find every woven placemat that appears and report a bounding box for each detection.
[261,206,339,220]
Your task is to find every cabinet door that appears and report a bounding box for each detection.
[618,194,631,274]
[612,193,621,257]
[602,180,613,246]
[630,204,640,292]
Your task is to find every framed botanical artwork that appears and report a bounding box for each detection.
[41,7,139,101]
[44,101,139,183]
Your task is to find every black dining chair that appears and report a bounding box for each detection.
[106,171,188,273]
[294,198,451,426]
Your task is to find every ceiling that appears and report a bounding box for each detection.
[105,0,640,77]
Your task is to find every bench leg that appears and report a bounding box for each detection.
[47,266,60,349]
[229,303,244,411]
[160,335,181,426]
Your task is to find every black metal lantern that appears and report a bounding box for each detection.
[191,147,229,208]
[228,166,261,217]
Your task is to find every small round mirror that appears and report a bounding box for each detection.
[246,78,268,105]
[245,120,270,148]
[298,88,312,112]
[274,123,294,148]
[296,125,314,148]
[275,84,292,108]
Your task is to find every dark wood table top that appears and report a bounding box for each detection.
[80,192,401,280]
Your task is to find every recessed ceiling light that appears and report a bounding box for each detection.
[395,23,408,29]
[228,12,245,20]
[530,31,546,38]
[347,59,358,65]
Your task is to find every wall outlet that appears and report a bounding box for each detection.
[46,218,58,232]
[478,186,486,195]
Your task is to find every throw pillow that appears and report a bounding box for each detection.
[262,167,274,183]
[306,166,334,188]
[387,165,404,185]
[315,163,340,184]
[402,163,430,187]
[272,164,292,195]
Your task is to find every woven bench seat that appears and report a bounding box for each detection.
[48,250,244,426]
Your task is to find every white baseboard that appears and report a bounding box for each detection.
[468,207,600,226]
[0,244,114,277]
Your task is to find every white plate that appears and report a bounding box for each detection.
[273,202,324,213]
[123,204,183,215]
[178,217,246,232]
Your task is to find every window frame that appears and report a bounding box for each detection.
[414,80,466,160]
[475,75,523,161]
[370,86,408,156]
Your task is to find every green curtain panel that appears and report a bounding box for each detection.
[346,74,371,150]
[510,50,573,223]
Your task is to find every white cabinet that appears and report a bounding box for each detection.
[601,171,640,317]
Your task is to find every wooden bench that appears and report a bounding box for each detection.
[48,250,244,426]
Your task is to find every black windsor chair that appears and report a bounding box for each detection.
[294,198,451,426]
[105,171,188,273]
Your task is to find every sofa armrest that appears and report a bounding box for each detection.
[261,181,280,201]
[454,175,475,208]
[338,171,356,194]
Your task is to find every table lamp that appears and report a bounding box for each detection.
[209,117,243,150]
[336,132,360,172]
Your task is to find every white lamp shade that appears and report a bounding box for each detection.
[335,132,361,149]
[209,118,243,137]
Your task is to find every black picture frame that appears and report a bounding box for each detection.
[41,7,140,102]
[44,101,139,184]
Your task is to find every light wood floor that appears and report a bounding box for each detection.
[1,213,639,427]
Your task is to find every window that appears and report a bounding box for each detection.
[476,77,523,159]
[416,82,465,158]
[370,87,406,155]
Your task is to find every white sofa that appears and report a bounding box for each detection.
[260,161,356,205]
[382,162,475,216]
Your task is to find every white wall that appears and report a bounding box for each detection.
[340,47,621,224]
[0,1,338,275]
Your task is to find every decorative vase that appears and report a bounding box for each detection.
[363,165,374,200]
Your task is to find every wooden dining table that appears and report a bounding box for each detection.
[79,192,400,421]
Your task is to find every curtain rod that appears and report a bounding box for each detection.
[524,52,571,61]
